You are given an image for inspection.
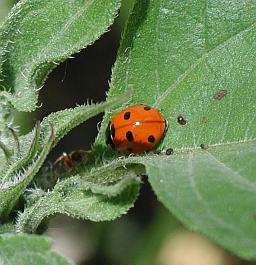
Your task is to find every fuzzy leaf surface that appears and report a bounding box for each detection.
[0,94,129,219]
[17,173,140,233]
[0,0,121,111]
[0,0,13,23]
[97,0,256,258]
[141,142,256,258]
[0,233,73,265]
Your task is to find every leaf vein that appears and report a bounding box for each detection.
[154,20,256,108]
[188,153,236,231]
[206,151,256,192]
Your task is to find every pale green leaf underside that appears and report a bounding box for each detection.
[0,0,121,111]
[96,0,256,258]
[17,174,140,233]
[142,141,256,259]
[0,234,73,265]
[76,141,256,258]
[0,92,130,219]
[0,125,53,218]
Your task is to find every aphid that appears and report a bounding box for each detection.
[177,115,186,125]
[213,90,227,100]
[106,104,168,154]
[200,143,209,150]
[165,148,174,155]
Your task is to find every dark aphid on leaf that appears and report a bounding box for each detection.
[165,148,174,155]
[106,104,168,154]
[177,115,186,125]
[213,89,227,100]
[200,143,209,150]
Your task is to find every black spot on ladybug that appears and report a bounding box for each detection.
[177,115,186,125]
[127,147,133,153]
[200,143,209,150]
[148,135,155,143]
[124,111,131,120]
[110,124,115,139]
[126,131,134,142]
[144,105,151,111]
[165,148,174,155]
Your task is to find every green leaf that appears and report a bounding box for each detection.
[0,0,13,23]
[0,223,15,234]
[0,0,121,111]
[142,141,256,259]
[0,124,54,218]
[17,173,140,233]
[0,91,131,219]
[96,0,256,259]
[0,233,73,265]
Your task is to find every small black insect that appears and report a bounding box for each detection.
[177,115,187,125]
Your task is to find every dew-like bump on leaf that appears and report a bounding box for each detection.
[0,0,121,111]
[97,0,256,258]
[17,173,140,233]
[0,234,74,265]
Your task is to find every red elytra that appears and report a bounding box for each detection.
[106,104,168,154]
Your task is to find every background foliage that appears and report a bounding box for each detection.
[0,0,255,264]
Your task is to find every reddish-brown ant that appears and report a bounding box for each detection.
[52,149,89,170]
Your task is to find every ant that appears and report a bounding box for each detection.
[52,149,89,170]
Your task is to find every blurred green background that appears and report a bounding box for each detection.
[0,1,254,265]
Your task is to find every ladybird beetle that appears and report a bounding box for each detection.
[106,104,168,154]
